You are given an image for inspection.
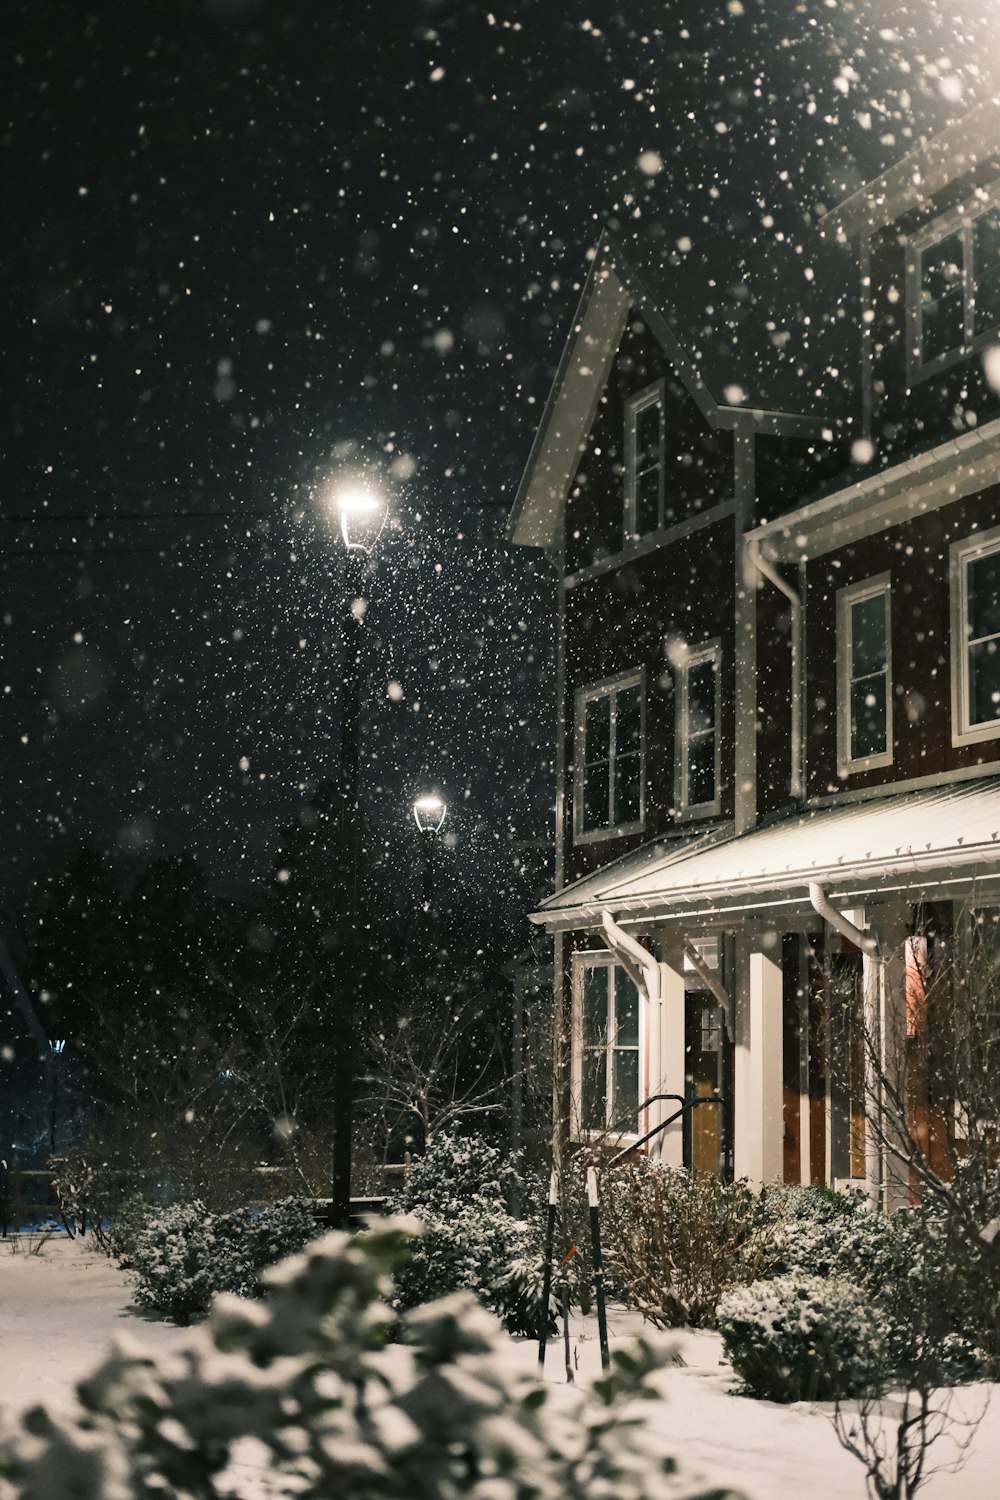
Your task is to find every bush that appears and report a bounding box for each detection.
[104,1192,152,1267]
[128,1196,318,1322]
[0,1221,746,1500]
[719,1274,886,1403]
[600,1159,778,1328]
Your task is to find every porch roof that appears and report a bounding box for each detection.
[532,777,1000,931]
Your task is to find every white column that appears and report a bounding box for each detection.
[734,932,784,1187]
[870,906,909,1211]
[651,942,686,1167]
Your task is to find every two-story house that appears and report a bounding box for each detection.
[510,98,1000,1207]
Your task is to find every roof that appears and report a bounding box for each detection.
[533,777,1000,930]
[508,234,830,551]
[820,95,1000,242]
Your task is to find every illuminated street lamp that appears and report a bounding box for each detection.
[412,793,446,834]
[49,1038,66,1156]
[325,477,387,1228]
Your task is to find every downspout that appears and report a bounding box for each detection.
[808,882,879,957]
[746,536,803,803]
[682,939,733,1042]
[600,910,659,1000]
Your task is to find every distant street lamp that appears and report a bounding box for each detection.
[412,794,446,916]
[49,1038,66,1156]
[325,480,387,1228]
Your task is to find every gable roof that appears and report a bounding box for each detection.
[820,94,1000,243]
[508,234,829,551]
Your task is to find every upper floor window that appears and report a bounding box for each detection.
[574,670,644,840]
[574,955,640,1134]
[674,641,721,818]
[908,192,1000,381]
[951,525,1000,746]
[625,381,664,541]
[837,574,893,774]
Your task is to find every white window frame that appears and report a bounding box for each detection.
[573,667,645,843]
[836,573,893,775]
[571,950,643,1139]
[674,640,722,820]
[624,379,665,542]
[906,181,1000,385]
[951,522,1000,746]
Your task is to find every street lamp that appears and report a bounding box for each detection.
[412,794,446,915]
[324,477,387,1228]
[49,1038,66,1156]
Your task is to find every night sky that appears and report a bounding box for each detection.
[1,0,994,941]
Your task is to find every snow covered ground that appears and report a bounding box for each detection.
[0,1232,997,1498]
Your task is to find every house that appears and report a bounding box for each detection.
[509,99,1000,1208]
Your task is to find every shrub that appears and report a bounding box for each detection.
[719,1274,886,1403]
[601,1159,778,1328]
[128,1197,318,1322]
[0,1221,746,1500]
[104,1191,152,1267]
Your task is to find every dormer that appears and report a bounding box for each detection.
[821,97,1000,458]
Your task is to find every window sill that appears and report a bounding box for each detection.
[952,719,1000,749]
[574,819,645,846]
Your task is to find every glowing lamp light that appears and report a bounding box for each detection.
[413,794,446,833]
[50,1038,66,1054]
[334,488,387,553]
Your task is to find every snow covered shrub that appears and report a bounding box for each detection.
[104,1191,151,1267]
[601,1159,778,1328]
[0,1220,745,1500]
[128,1197,318,1322]
[388,1132,549,1333]
[719,1274,886,1403]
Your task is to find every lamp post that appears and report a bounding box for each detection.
[328,483,387,1228]
[49,1038,66,1156]
[412,793,446,919]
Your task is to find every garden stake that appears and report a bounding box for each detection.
[587,1166,611,1373]
[537,1170,557,1371]
[560,1269,573,1384]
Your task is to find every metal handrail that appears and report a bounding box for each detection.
[605,1091,725,1169]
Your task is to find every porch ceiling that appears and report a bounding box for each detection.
[532,777,1000,931]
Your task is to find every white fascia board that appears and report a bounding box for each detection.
[508,246,630,550]
[820,97,1000,243]
[748,415,1000,561]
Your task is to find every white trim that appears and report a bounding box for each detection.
[837,572,893,775]
[674,639,722,820]
[906,183,1000,387]
[951,522,1000,746]
[624,378,666,542]
[566,502,735,588]
[570,949,643,1137]
[572,666,645,843]
[808,757,1000,809]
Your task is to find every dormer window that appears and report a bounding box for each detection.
[625,381,664,540]
[908,193,1000,382]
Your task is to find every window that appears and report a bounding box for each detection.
[675,642,721,817]
[837,575,892,773]
[908,191,1000,380]
[574,671,644,839]
[625,381,664,541]
[951,525,1000,745]
[575,956,641,1133]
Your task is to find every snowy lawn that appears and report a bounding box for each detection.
[1,1231,998,1499]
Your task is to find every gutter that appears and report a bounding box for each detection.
[746,536,803,803]
[808,882,879,957]
[601,910,659,1000]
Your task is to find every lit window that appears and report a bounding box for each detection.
[909,195,1000,378]
[625,382,664,540]
[675,642,721,817]
[576,957,640,1133]
[837,575,892,772]
[951,527,1000,745]
[574,672,644,838]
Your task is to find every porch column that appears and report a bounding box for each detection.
[653,938,687,1167]
[869,905,909,1211]
[734,931,784,1187]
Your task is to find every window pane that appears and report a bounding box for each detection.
[851,674,887,758]
[614,752,641,824]
[614,969,639,1046]
[611,1049,639,1126]
[687,732,716,806]
[968,552,1000,641]
[969,639,1000,726]
[687,659,716,733]
[634,465,660,535]
[615,687,641,752]
[581,1051,607,1130]
[851,594,887,677]
[582,967,608,1048]
[921,233,965,360]
[582,764,608,827]
[635,400,661,470]
[973,209,1000,335]
[584,694,610,764]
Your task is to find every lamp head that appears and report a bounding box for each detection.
[334,487,387,553]
[50,1038,66,1055]
[413,794,446,833]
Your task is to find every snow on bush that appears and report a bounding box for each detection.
[128,1196,319,1322]
[0,1220,746,1500]
[719,1273,886,1403]
[389,1133,553,1336]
